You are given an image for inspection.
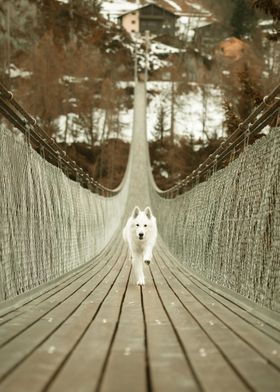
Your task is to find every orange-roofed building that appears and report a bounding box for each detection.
[217,37,248,61]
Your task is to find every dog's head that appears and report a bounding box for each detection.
[132,206,153,241]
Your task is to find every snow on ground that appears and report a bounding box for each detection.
[177,16,212,41]
[55,81,225,144]
[119,81,225,142]
[150,41,182,55]
[146,81,225,141]
[258,19,274,26]
[125,35,175,72]
[119,108,134,140]
[8,64,32,79]
[55,108,134,145]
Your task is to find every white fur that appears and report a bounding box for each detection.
[123,206,157,286]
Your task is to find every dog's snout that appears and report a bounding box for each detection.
[139,232,144,239]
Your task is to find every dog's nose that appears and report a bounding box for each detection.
[139,233,144,239]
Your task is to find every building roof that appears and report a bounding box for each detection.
[117,0,210,18]
[218,37,248,61]
[117,3,177,18]
[158,0,210,16]
[194,20,232,31]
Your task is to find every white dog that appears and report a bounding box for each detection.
[123,206,157,286]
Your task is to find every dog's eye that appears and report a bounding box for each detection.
[136,224,139,227]
[144,224,147,227]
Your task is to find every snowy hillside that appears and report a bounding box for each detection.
[146,82,224,141]
[117,81,225,142]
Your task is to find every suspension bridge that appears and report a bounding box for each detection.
[0,81,280,392]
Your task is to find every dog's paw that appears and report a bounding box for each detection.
[144,260,150,266]
[137,279,145,286]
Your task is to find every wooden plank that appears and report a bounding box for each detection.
[0,262,94,328]
[0,262,92,321]
[0,235,116,322]
[99,274,147,392]
[155,248,280,392]
[157,250,280,369]
[0,262,94,330]
[161,240,280,334]
[0,240,121,347]
[46,258,131,392]
[142,263,200,391]
[0,241,124,383]
[0,236,279,392]
[0,246,128,392]
[187,275,280,342]
[150,252,249,392]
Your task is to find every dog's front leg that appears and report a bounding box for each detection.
[132,253,145,286]
[143,246,153,266]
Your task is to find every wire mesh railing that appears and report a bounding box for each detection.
[0,81,131,300]
[0,82,118,197]
[159,83,280,198]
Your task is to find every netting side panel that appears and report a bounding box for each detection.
[151,128,280,312]
[0,129,127,300]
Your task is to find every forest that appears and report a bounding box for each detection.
[0,0,279,189]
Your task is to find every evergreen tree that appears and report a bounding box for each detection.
[71,0,102,15]
[250,0,280,40]
[153,105,168,143]
[231,0,257,38]
[223,101,241,136]
[251,0,280,18]
[237,65,263,118]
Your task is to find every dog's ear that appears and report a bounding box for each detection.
[144,207,152,219]
[132,206,140,219]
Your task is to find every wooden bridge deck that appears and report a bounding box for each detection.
[0,237,280,392]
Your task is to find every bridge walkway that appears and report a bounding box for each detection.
[0,235,280,392]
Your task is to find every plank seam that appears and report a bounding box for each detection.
[140,285,153,392]
[43,252,129,392]
[0,241,122,349]
[154,253,255,392]
[157,251,280,374]
[148,263,205,392]
[95,266,132,392]
[0,244,125,384]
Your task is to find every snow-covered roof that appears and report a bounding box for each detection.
[160,0,211,16]
[117,3,178,18]
[101,1,139,18]
[102,0,211,19]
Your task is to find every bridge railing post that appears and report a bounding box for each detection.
[244,124,252,149]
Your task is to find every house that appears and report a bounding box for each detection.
[118,3,178,36]
[103,0,211,36]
